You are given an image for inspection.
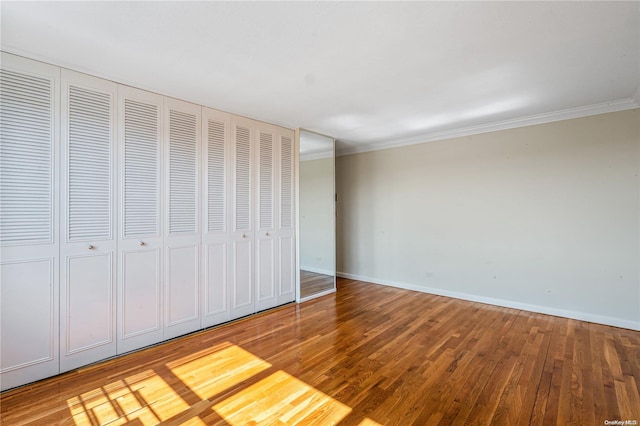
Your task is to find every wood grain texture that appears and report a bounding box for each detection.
[2,278,639,425]
[300,270,335,298]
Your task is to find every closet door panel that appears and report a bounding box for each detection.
[121,249,161,340]
[1,260,54,366]
[233,238,253,314]
[279,234,296,300]
[204,242,227,321]
[0,259,56,390]
[229,116,255,319]
[167,245,199,328]
[0,53,60,391]
[278,130,296,304]
[257,238,275,303]
[202,108,230,327]
[164,98,201,339]
[117,86,163,354]
[255,125,277,311]
[60,70,117,372]
[65,254,113,354]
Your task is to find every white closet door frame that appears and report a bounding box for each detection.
[229,115,256,319]
[59,69,118,372]
[201,107,231,327]
[117,86,164,354]
[164,97,201,339]
[277,128,296,305]
[0,53,60,391]
[255,123,278,311]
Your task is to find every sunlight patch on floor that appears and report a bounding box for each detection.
[67,370,189,425]
[357,418,384,426]
[66,342,370,425]
[168,343,272,400]
[213,370,351,425]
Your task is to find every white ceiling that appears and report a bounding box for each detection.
[2,1,638,155]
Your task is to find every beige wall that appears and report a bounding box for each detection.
[300,157,335,274]
[336,109,640,329]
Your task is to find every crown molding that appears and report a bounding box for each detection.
[336,97,640,157]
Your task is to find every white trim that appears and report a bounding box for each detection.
[300,266,334,276]
[337,272,640,331]
[299,288,336,303]
[336,97,640,157]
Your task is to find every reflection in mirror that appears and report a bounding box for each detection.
[298,130,336,300]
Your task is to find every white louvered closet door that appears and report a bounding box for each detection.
[0,53,60,391]
[277,129,296,304]
[164,98,201,339]
[60,70,117,372]
[255,124,278,311]
[202,108,231,327]
[229,116,255,319]
[117,86,164,354]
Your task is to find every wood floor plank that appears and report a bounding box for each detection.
[300,270,335,298]
[2,278,639,425]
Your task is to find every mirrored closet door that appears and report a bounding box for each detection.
[297,130,336,301]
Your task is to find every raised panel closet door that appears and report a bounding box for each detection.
[117,86,164,354]
[255,125,277,311]
[164,98,201,339]
[60,70,117,372]
[0,53,60,391]
[202,108,231,327]
[230,116,255,319]
[278,129,296,304]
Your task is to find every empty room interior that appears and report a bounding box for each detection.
[1,2,639,425]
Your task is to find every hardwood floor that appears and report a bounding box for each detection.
[300,270,335,298]
[2,278,639,425]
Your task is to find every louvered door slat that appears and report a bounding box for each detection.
[165,100,200,340]
[1,55,60,391]
[60,70,117,374]
[123,99,159,237]
[235,125,252,231]
[118,88,164,354]
[259,131,273,229]
[169,110,197,234]
[0,69,53,243]
[202,108,229,327]
[280,135,293,229]
[276,129,296,305]
[208,119,226,233]
[67,86,112,240]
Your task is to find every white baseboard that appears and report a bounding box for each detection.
[300,266,334,276]
[298,288,336,303]
[337,272,640,331]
